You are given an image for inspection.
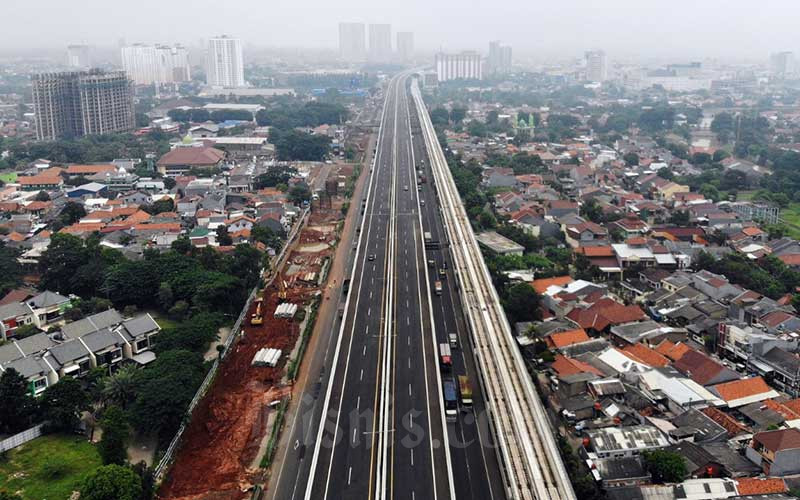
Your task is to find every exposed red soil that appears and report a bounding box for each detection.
[157,200,345,500]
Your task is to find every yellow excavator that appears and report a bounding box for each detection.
[250,297,264,325]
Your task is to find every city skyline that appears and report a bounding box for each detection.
[5,0,800,60]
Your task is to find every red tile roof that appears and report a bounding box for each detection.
[545,329,590,349]
[577,246,615,257]
[673,349,734,386]
[713,377,774,403]
[654,340,691,361]
[735,477,787,495]
[65,164,116,175]
[621,343,670,367]
[700,407,748,436]
[532,276,573,294]
[551,354,603,377]
[157,147,225,167]
[753,428,800,452]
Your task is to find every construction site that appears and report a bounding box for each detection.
[157,159,365,500]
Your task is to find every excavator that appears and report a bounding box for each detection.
[250,297,264,325]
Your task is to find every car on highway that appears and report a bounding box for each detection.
[368,254,376,261]
[449,333,458,348]
[420,199,425,206]
[439,268,446,278]
[404,185,409,191]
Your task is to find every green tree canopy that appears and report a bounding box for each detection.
[80,465,143,500]
[39,376,89,432]
[644,450,687,483]
[98,405,130,466]
[129,350,206,440]
[0,368,38,433]
[503,283,542,324]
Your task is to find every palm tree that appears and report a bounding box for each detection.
[102,365,137,410]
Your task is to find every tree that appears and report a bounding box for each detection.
[39,376,89,432]
[254,166,297,189]
[0,368,38,434]
[0,491,23,500]
[59,201,87,226]
[657,167,674,181]
[503,283,541,324]
[669,210,690,226]
[273,130,330,161]
[215,225,233,246]
[580,199,603,223]
[289,184,312,205]
[251,225,283,250]
[467,120,488,137]
[98,406,130,465]
[163,177,176,190]
[699,183,721,202]
[34,191,51,202]
[80,465,143,500]
[143,198,174,215]
[13,323,39,339]
[643,450,687,483]
[430,108,450,126]
[102,365,137,409]
[130,350,206,440]
[449,107,467,123]
[623,152,640,167]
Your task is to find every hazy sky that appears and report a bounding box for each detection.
[6,0,800,60]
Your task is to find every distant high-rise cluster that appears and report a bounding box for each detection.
[770,51,794,78]
[488,41,512,74]
[339,23,366,61]
[338,22,412,64]
[368,24,392,62]
[396,32,414,63]
[585,50,608,82]
[121,43,191,85]
[206,36,245,88]
[435,52,483,82]
[32,70,135,140]
[66,45,91,69]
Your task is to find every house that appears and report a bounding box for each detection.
[46,339,91,379]
[17,171,64,191]
[117,314,161,364]
[669,408,728,444]
[710,376,780,408]
[545,329,591,350]
[672,349,741,386]
[667,441,724,478]
[583,425,670,459]
[475,231,525,256]
[80,328,126,372]
[590,456,650,489]
[747,428,800,476]
[565,220,608,247]
[611,215,650,238]
[27,291,72,327]
[0,301,35,340]
[67,182,108,199]
[612,239,656,269]
[156,147,225,177]
[65,164,117,179]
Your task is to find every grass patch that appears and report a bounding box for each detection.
[259,398,289,468]
[781,204,800,239]
[152,316,179,330]
[0,434,101,500]
[0,172,18,184]
[286,297,320,382]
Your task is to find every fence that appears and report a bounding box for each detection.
[153,208,310,482]
[0,423,44,453]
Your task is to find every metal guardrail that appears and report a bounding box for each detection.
[153,208,310,482]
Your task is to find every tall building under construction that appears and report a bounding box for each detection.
[32,70,135,140]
